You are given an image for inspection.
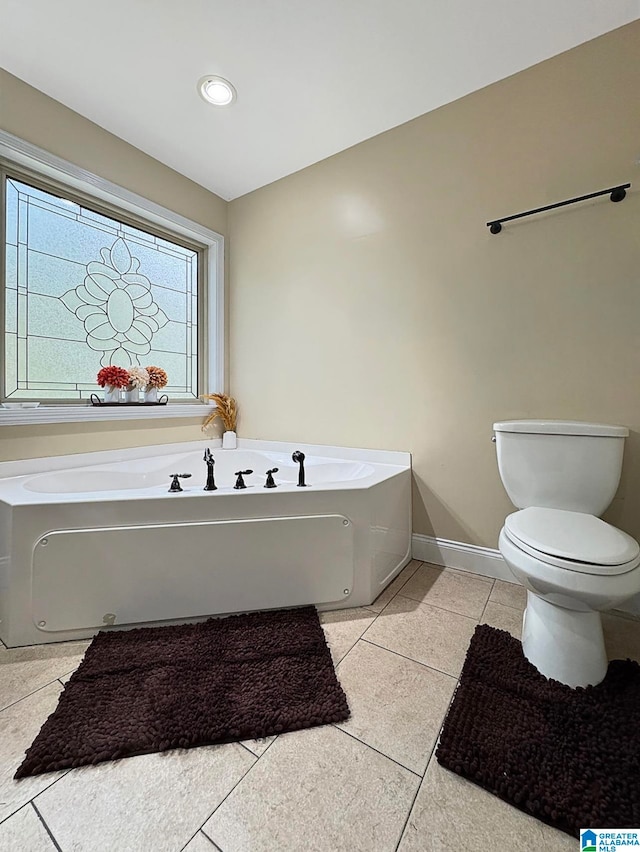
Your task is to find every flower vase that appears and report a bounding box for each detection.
[104,385,121,403]
[222,430,237,450]
[126,387,140,403]
[144,386,158,403]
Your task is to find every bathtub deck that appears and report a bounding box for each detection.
[1,561,637,851]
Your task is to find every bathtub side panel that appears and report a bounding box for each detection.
[0,502,12,643]
[2,457,412,644]
[31,515,355,633]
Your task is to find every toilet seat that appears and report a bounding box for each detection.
[504,508,640,576]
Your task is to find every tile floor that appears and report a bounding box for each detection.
[0,561,638,852]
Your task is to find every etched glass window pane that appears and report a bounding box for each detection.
[3,177,199,400]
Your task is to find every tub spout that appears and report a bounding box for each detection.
[292,451,307,487]
[203,448,217,491]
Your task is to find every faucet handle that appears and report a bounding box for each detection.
[264,468,279,488]
[168,473,192,492]
[233,469,253,490]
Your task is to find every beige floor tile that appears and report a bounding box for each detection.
[602,612,640,662]
[398,759,574,852]
[183,832,221,852]
[363,595,477,677]
[319,607,377,664]
[35,743,255,852]
[0,640,88,711]
[0,804,57,852]
[481,601,523,639]
[0,683,66,823]
[336,640,455,773]
[365,560,422,613]
[490,579,527,611]
[401,565,493,619]
[203,725,419,852]
[240,736,276,757]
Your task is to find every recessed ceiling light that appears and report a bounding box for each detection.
[197,75,237,107]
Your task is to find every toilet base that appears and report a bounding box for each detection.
[521,591,608,688]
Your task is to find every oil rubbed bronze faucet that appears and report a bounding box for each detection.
[292,451,307,487]
[203,448,217,491]
[264,468,278,488]
[168,473,192,492]
[234,470,253,489]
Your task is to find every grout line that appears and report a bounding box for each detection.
[238,737,276,759]
[237,741,258,758]
[481,598,526,620]
[392,684,461,852]
[392,758,429,850]
[31,801,63,851]
[423,563,495,585]
[360,638,461,681]
[487,599,525,613]
[363,559,424,613]
[0,765,72,829]
[0,676,66,715]
[333,629,372,668]
[180,744,261,851]
[331,724,422,779]
[0,802,31,832]
[180,829,221,851]
[392,592,489,624]
[479,596,492,623]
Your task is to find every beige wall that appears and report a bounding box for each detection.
[228,22,640,547]
[0,69,227,460]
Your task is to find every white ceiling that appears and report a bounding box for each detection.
[1,1,639,200]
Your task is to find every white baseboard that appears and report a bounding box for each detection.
[411,534,515,582]
[412,533,640,618]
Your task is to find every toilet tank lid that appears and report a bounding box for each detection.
[493,420,628,438]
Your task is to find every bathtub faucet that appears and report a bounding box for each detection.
[264,468,278,488]
[234,469,253,489]
[203,448,217,491]
[168,473,192,492]
[292,451,307,487]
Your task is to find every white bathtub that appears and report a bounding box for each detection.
[0,438,411,646]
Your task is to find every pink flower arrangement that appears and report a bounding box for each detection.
[97,366,130,389]
[127,366,149,390]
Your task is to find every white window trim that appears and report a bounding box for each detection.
[0,130,224,426]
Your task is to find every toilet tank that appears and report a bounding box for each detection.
[493,420,628,516]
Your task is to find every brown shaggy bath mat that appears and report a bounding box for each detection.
[16,606,349,778]
[436,624,640,837]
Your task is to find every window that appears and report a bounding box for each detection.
[0,132,223,413]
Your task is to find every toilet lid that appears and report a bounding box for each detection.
[504,508,640,571]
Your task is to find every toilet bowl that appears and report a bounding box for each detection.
[499,509,640,687]
[493,420,640,688]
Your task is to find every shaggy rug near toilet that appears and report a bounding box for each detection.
[436,624,640,837]
[16,606,349,778]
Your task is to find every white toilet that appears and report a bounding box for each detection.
[493,419,640,688]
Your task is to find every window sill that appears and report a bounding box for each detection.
[0,404,210,427]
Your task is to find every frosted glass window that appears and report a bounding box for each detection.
[2,176,201,401]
